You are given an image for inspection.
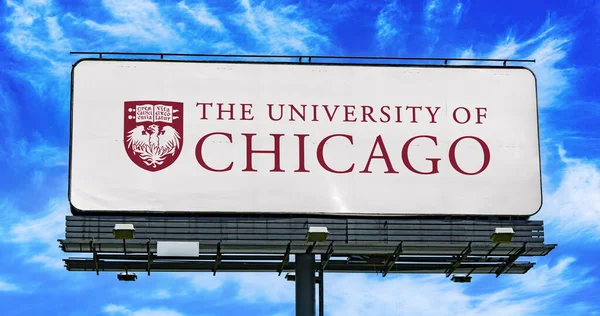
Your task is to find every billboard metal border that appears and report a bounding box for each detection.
[68,53,543,218]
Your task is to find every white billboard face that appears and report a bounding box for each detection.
[69,59,541,216]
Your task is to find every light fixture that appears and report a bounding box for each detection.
[306,226,329,243]
[113,224,135,239]
[451,274,471,283]
[491,227,515,243]
[117,272,137,281]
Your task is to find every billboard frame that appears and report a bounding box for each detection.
[68,54,543,219]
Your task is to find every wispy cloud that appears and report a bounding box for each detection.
[539,146,600,240]
[324,257,588,316]
[6,199,69,269]
[83,0,182,47]
[0,279,19,292]
[424,0,463,24]
[375,1,410,50]
[4,137,67,169]
[232,0,330,54]
[4,0,73,78]
[174,256,593,315]
[460,15,573,109]
[104,304,186,316]
[177,1,225,33]
[422,0,465,52]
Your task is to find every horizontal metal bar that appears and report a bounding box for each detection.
[59,239,556,256]
[69,51,535,64]
[66,216,543,225]
[65,227,543,237]
[64,232,541,243]
[63,258,535,274]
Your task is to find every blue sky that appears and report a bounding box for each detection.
[0,0,599,315]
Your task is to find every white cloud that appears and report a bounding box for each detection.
[424,0,439,22]
[324,257,587,316]
[9,199,66,244]
[104,304,130,314]
[104,304,186,316]
[6,199,70,270]
[452,2,463,24]
[84,0,181,45]
[0,279,19,292]
[152,289,172,299]
[422,0,464,52]
[375,1,410,50]
[538,146,600,240]
[176,256,592,315]
[459,16,573,109]
[424,0,463,25]
[177,1,225,33]
[232,0,330,54]
[180,272,293,303]
[4,0,72,77]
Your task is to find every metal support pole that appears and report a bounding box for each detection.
[296,253,316,316]
[318,264,324,316]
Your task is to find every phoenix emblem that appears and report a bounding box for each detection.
[123,101,184,171]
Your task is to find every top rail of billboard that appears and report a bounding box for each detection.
[69,51,535,66]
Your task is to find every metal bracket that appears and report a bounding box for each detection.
[91,240,99,275]
[321,242,334,269]
[496,242,528,277]
[445,242,472,277]
[382,242,403,277]
[306,241,317,254]
[147,240,152,276]
[278,242,291,276]
[213,242,221,276]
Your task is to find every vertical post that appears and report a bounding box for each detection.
[318,264,324,316]
[296,253,316,316]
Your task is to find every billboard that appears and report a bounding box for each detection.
[69,59,541,216]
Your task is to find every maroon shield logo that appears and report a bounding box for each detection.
[124,101,183,172]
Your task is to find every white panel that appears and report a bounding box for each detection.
[156,241,199,257]
[69,60,542,216]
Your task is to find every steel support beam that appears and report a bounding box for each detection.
[296,253,316,316]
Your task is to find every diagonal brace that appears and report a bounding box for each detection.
[496,242,528,277]
[445,242,472,277]
[278,242,291,276]
[382,242,404,277]
[321,242,334,269]
[212,242,221,276]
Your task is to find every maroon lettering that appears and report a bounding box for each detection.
[196,102,212,120]
[317,134,354,173]
[406,106,422,123]
[267,104,284,121]
[242,133,284,172]
[401,135,441,175]
[241,103,254,120]
[217,103,235,120]
[294,134,310,172]
[426,106,441,123]
[360,135,398,174]
[323,105,340,122]
[195,132,233,172]
[361,105,376,122]
[452,107,470,124]
[394,106,403,123]
[380,106,391,123]
[343,105,357,122]
[449,136,490,175]
[311,104,318,122]
[476,107,487,124]
[289,104,306,121]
